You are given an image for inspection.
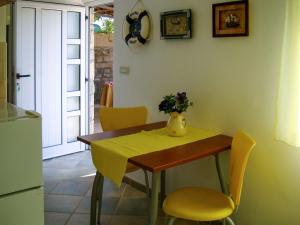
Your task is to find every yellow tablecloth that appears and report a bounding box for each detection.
[91,127,218,186]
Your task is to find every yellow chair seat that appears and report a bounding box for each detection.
[163,187,235,222]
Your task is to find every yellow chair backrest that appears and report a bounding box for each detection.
[100,83,113,107]
[229,130,256,206]
[99,106,148,131]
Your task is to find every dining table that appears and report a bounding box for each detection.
[77,121,232,225]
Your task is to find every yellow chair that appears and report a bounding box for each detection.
[99,82,113,108]
[163,130,256,225]
[99,106,150,189]
[100,106,147,132]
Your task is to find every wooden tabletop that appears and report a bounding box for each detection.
[129,135,232,171]
[77,121,167,145]
[77,121,232,172]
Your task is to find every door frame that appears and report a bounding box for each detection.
[15,1,87,159]
[84,0,113,138]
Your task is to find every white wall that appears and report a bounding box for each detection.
[114,0,300,225]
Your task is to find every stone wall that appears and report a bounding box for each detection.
[94,33,113,105]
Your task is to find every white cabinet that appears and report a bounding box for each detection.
[0,103,43,225]
[0,188,44,225]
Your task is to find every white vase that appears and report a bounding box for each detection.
[166,112,187,137]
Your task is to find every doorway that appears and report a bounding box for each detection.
[15,1,86,159]
[88,3,114,134]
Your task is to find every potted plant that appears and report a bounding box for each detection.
[159,92,193,136]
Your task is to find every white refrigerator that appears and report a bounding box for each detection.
[0,103,44,225]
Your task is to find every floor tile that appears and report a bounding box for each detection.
[75,196,91,214]
[44,180,59,194]
[66,213,89,225]
[66,168,97,181]
[51,180,91,196]
[43,156,80,169]
[44,212,70,225]
[123,184,147,198]
[85,185,93,197]
[44,194,82,213]
[85,179,124,198]
[76,157,95,170]
[102,197,121,214]
[110,215,149,225]
[109,216,167,225]
[44,167,96,183]
[103,179,124,198]
[76,196,120,215]
[116,197,149,216]
[43,168,77,183]
[67,214,111,225]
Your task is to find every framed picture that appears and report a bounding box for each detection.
[160,9,192,39]
[212,1,248,37]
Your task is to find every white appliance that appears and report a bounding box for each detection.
[0,103,44,225]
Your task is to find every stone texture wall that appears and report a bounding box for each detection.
[94,33,113,105]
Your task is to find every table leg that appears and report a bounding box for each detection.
[90,172,104,225]
[97,174,104,225]
[150,172,161,225]
[160,170,166,207]
[215,153,227,194]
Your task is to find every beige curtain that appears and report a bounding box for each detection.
[276,0,300,146]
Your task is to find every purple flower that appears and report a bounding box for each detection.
[158,92,193,114]
[176,92,187,103]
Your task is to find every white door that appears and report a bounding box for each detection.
[15,1,86,159]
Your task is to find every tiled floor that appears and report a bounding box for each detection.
[43,151,197,225]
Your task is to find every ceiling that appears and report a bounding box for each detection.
[94,3,113,17]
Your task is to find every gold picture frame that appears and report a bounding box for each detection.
[213,1,249,37]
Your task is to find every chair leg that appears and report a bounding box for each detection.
[165,216,176,225]
[160,170,166,207]
[225,217,235,225]
[214,154,227,194]
[222,219,226,225]
[142,169,150,198]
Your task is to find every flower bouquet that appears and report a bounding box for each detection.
[159,92,193,136]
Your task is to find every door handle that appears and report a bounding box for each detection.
[16,73,31,79]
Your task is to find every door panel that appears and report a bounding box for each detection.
[41,9,62,147]
[17,7,35,110]
[16,1,86,159]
